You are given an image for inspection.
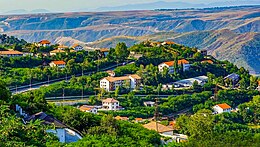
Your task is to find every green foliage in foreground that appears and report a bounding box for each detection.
[0,105,60,147]
[174,109,260,147]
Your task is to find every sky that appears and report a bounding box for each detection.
[0,0,239,12]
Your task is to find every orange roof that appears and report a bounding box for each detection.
[143,121,174,133]
[50,49,65,53]
[169,121,176,127]
[164,41,175,45]
[258,80,260,86]
[163,59,189,66]
[201,60,214,64]
[102,98,119,103]
[216,103,231,110]
[103,74,141,82]
[129,74,142,80]
[39,40,51,44]
[115,116,129,121]
[79,105,95,111]
[58,45,69,49]
[72,44,83,48]
[0,50,23,55]
[99,48,109,52]
[51,61,66,65]
[135,118,143,121]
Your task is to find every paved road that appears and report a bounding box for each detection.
[10,61,133,94]
[45,94,172,101]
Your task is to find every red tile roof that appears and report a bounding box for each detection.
[135,118,143,121]
[164,41,175,45]
[50,49,65,53]
[79,105,95,111]
[201,60,213,64]
[39,40,51,44]
[72,44,82,48]
[163,59,189,66]
[115,116,129,121]
[102,98,119,103]
[0,50,23,55]
[51,61,66,65]
[217,103,231,110]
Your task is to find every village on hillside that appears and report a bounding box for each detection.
[1,35,260,146]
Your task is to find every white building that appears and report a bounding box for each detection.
[79,105,98,114]
[49,61,66,68]
[162,76,208,90]
[72,44,84,51]
[144,101,155,107]
[37,40,51,47]
[100,74,141,91]
[158,59,190,73]
[46,128,82,143]
[213,103,231,114]
[102,98,120,111]
[58,45,69,50]
[50,49,65,56]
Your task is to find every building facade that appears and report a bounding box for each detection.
[102,98,120,111]
[72,44,84,51]
[100,74,141,91]
[49,61,66,68]
[213,103,231,114]
[158,59,190,73]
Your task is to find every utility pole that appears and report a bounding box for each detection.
[82,65,84,76]
[30,72,32,89]
[82,85,84,100]
[48,75,50,85]
[62,87,65,105]
[66,72,68,82]
[214,85,218,101]
[154,98,159,132]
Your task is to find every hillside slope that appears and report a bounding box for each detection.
[88,30,260,74]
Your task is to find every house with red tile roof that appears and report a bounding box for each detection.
[37,40,51,47]
[50,49,65,56]
[158,59,190,73]
[102,98,120,111]
[213,103,232,114]
[100,74,142,91]
[79,105,97,114]
[49,60,66,68]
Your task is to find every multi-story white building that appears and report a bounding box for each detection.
[213,103,231,114]
[158,59,190,73]
[100,74,141,91]
[102,98,120,111]
[49,61,66,68]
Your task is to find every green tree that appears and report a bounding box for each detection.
[115,42,129,62]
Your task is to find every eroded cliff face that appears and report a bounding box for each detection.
[0,6,259,43]
[0,6,259,73]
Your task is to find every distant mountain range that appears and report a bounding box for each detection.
[0,5,259,73]
[2,9,50,15]
[94,0,260,11]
